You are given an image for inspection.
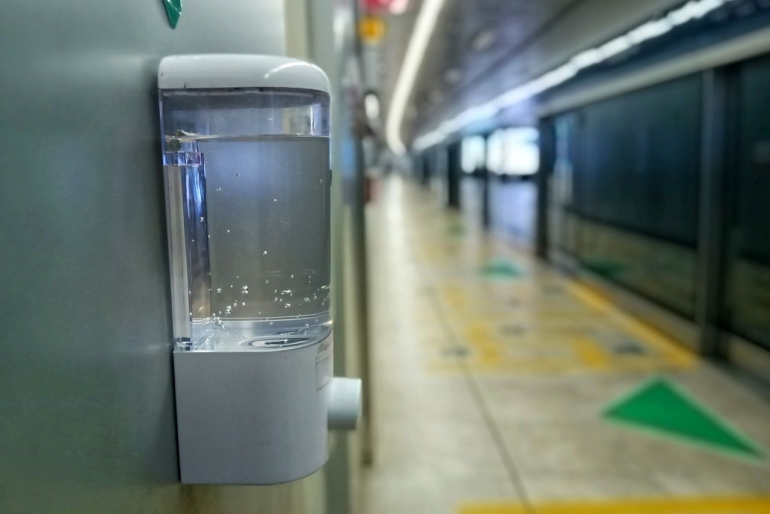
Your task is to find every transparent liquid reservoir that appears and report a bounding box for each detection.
[160,88,331,351]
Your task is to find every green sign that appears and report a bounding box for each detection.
[163,0,182,28]
[605,378,764,459]
[481,259,524,279]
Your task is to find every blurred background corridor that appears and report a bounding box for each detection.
[1,0,770,513]
[362,1,770,510]
[364,175,769,513]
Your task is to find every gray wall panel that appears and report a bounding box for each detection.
[0,2,325,513]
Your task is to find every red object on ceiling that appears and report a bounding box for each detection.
[361,0,410,14]
[361,0,392,11]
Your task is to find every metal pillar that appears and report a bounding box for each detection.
[536,119,556,260]
[695,69,729,357]
[481,133,491,230]
[447,142,462,210]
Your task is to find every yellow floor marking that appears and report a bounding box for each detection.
[573,337,611,370]
[454,311,606,326]
[414,229,696,376]
[567,281,615,314]
[460,495,770,514]
[566,282,696,368]
[428,354,693,374]
[428,309,693,376]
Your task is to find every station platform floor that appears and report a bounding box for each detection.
[361,175,770,514]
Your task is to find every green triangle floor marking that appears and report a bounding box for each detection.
[481,259,524,279]
[604,378,764,459]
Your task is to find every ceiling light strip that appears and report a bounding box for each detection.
[413,0,734,151]
[386,0,447,154]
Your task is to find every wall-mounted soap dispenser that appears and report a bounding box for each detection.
[158,55,361,485]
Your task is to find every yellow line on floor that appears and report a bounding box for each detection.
[432,313,693,375]
[573,337,611,370]
[566,281,696,368]
[460,495,770,514]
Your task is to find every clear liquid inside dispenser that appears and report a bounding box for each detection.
[161,88,331,351]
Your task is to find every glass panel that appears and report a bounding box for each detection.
[723,54,770,350]
[550,76,701,319]
[577,219,697,318]
[160,88,332,351]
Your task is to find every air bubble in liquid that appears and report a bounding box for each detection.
[216,288,222,294]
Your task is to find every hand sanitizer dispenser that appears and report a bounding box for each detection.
[158,55,361,485]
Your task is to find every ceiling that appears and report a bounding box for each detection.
[376,0,687,147]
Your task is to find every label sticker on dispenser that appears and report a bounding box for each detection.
[316,339,333,391]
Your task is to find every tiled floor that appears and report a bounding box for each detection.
[361,176,770,514]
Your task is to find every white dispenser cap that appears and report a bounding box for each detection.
[158,54,330,93]
[328,377,362,430]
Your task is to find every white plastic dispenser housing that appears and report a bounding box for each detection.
[158,55,361,485]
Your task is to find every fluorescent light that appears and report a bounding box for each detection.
[534,63,578,90]
[470,29,498,52]
[365,93,381,120]
[411,0,730,152]
[599,35,632,59]
[386,0,447,154]
[628,19,673,44]
[668,0,727,25]
[571,49,603,69]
